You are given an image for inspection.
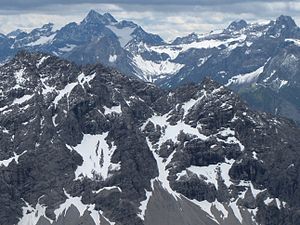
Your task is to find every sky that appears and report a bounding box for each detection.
[0,1,299,41]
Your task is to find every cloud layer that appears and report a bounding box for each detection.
[0,1,299,41]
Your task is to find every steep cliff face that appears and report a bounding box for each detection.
[0,52,300,225]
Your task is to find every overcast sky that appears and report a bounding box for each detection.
[0,0,299,41]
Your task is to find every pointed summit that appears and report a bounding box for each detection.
[103,12,117,23]
[83,10,115,25]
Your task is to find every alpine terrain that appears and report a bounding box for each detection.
[0,11,300,123]
[0,52,300,225]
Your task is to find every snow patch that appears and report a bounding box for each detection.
[181,98,198,117]
[53,82,77,107]
[177,159,235,189]
[73,133,118,180]
[103,105,122,115]
[59,44,77,52]
[226,65,264,86]
[77,72,96,88]
[0,151,27,167]
[13,94,33,105]
[150,35,246,60]
[53,190,114,225]
[107,25,135,47]
[18,198,52,225]
[133,55,184,82]
[36,56,50,68]
[26,33,56,46]
[14,68,26,87]
[109,54,117,63]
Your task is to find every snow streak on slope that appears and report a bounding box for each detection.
[53,82,77,106]
[138,90,263,224]
[285,38,300,47]
[140,94,209,197]
[138,189,153,220]
[13,94,33,105]
[53,72,96,107]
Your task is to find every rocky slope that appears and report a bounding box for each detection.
[0,52,300,225]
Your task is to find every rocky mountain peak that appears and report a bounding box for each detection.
[227,19,248,31]
[82,9,115,25]
[275,15,297,28]
[7,29,23,38]
[28,23,55,36]
[171,32,199,45]
[265,15,299,38]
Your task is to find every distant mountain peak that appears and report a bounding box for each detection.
[227,19,248,31]
[275,15,297,27]
[82,9,116,25]
[7,29,23,38]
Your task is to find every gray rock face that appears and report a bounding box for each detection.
[0,52,300,225]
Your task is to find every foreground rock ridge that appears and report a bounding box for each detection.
[0,52,300,225]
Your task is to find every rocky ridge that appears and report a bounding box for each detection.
[0,52,300,225]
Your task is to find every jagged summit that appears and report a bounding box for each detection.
[82,9,117,25]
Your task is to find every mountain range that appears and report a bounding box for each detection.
[0,51,300,225]
[0,11,300,123]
